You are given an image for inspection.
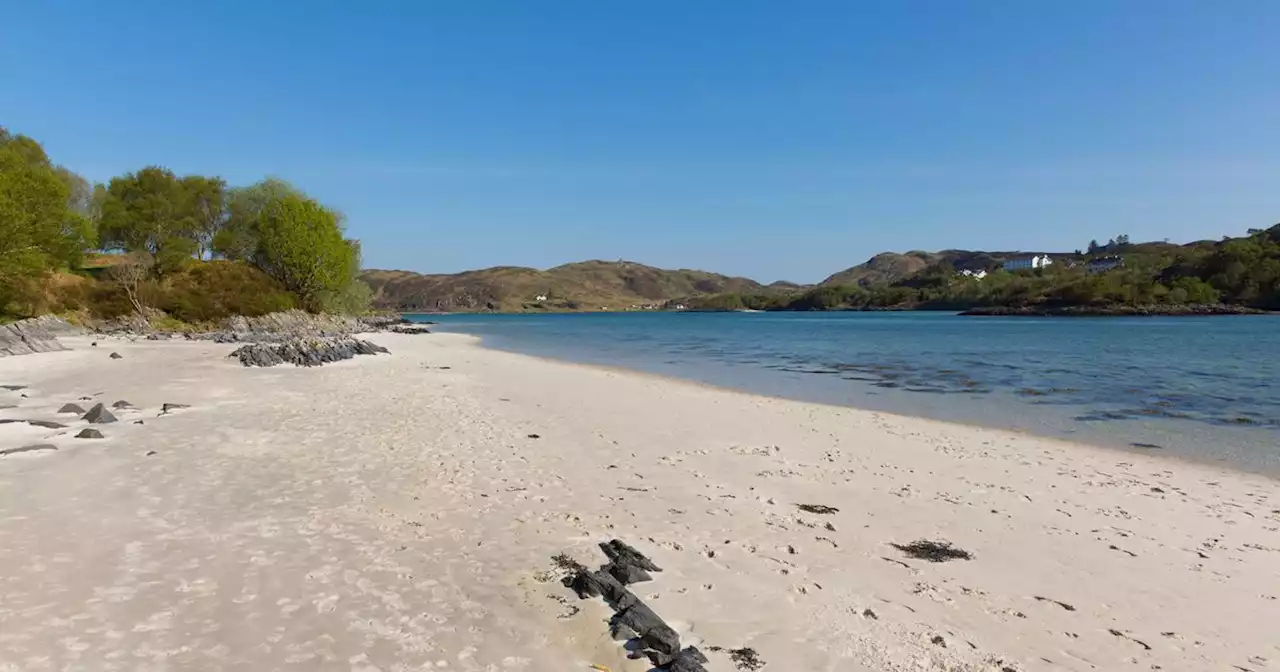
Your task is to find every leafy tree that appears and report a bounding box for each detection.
[181,175,227,260]
[214,178,300,260]
[0,129,83,311]
[253,193,359,310]
[1087,239,1100,254]
[99,166,198,275]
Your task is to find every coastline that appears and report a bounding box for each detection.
[2,333,1278,671]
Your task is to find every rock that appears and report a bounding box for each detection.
[652,646,710,671]
[82,403,118,424]
[109,352,123,359]
[111,400,134,409]
[58,403,86,414]
[607,562,653,585]
[75,428,104,439]
[565,569,637,609]
[0,444,58,456]
[146,450,157,456]
[610,621,639,641]
[601,539,663,572]
[389,324,431,335]
[26,420,66,429]
[230,337,390,367]
[161,403,190,412]
[0,316,78,358]
[613,602,681,655]
[133,420,145,425]
[0,384,27,391]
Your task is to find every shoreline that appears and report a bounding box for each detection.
[2,333,1278,671]
[440,329,1280,480]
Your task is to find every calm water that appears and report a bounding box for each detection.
[408,312,1280,475]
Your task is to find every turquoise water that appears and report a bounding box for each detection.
[409,312,1280,475]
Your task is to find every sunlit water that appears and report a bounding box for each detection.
[408,311,1280,476]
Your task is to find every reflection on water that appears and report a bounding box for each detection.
[412,311,1280,475]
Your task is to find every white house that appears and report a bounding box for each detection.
[534,294,548,302]
[1003,255,1053,271]
[960,269,988,280]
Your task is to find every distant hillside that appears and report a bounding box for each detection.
[360,260,775,312]
[820,249,1068,287]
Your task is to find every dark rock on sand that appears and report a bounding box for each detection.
[75,428,104,439]
[231,337,389,367]
[601,539,663,572]
[161,403,190,413]
[0,444,58,456]
[566,569,637,609]
[607,562,653,584]
[82,404,118,424]
[109,352,123,359]
[656,647,710,671]
[613,602,681,655]
[26,420,66,429]
[797,504,839,515]
[389,324,432,335]
[610,621,639,641]
[111,400,134,409]
[58,403,86,414]
[1,384,28,391]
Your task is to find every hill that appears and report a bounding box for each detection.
[360,260,775,312]
[820,249,1065,286]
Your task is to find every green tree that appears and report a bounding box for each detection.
[99,167,198,275]
[181,175,227,260]
[253,193,359,310]
[214,178,301,260]
[0,129,87,311]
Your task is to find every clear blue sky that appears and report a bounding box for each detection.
[4,1,1278,283]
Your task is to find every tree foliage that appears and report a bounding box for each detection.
[0,128,91,311]
[253,193,360,311]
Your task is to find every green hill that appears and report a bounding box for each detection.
[360,260,776,312]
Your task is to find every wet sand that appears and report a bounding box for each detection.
[1,333,1277,671]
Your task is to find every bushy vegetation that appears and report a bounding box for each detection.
[686,228,1280,312]
[1,126,371,324]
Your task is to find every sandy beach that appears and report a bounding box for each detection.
[1,332,1278,672]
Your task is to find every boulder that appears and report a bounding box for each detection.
[75,428,104,439]
[111,400,134,409]
[109,352,123,359]
[82,404,118,424]
[58,403,86,414]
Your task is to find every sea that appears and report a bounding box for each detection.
[406,311,1280,476]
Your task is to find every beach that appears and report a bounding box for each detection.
[1,333,1277,672]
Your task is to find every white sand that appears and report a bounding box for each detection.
[1,333,1277,672]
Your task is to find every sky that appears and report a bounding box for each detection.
[3,1,1279,283]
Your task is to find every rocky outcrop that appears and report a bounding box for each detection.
[0,316,79,357]
[230,337,390,367]
[196,310,414,344]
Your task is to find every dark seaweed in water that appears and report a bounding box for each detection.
[891,540,973,562]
